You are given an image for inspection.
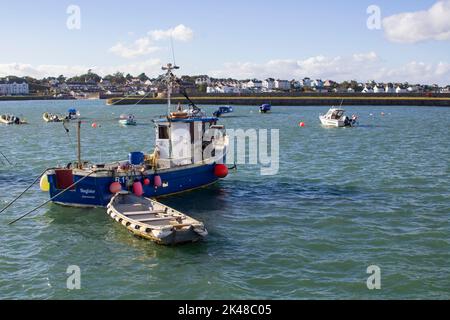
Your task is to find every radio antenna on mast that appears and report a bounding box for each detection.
[170,35,177,66]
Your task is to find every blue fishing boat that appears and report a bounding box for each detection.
[260,104,271,113]
[67,108,80,120]
[41,64,230,208]
[213,106,234,117]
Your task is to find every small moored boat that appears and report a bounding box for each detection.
[67,108,80,120]
[43,112,64,123]
[260,104,271,113]
[319,107,358,127]
[119,114,137,126]
[107,192,208,245]
[213,106,233,117]
[1,114,27,125]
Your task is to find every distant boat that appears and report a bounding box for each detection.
[319,107,357,127]
[119,114,137,126]
[213,106,234,117]
[1,114,27,125]
[43,112,65,123]
[67,108,80,120]
[107,192,208,245]
[260,104,271,113]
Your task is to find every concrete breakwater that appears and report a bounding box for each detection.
[107,93,450,107]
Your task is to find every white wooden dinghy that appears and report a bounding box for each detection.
[107,192,208,245]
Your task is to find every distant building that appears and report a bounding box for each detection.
[395,86,407,94]
[195,76,211,86]
[373,86,383,93]
[274,79,291,91]
[300,77,312,88]
[385,84,395,93]
[362,85,373,93]
[312,79,323,88]
[0,78,29,95]
[245,80,263,90]
[262,78,275,90]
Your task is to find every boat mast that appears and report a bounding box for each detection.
[162,63,179,115]
[77,120,82,169]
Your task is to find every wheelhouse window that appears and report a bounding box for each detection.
[158,125,169,139]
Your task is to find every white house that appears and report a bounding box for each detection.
[312,79,324,88]
[362,85,373,93]
[385,84,395,93]
[347,87,355,93]
[274,79,291,91]
[395,86,407,94]
[245,80,263,90]
[0,78,29,95]
[373,86,383,93]
[262,78,275,90]
[195,76,211,86]
[300,78,312,88]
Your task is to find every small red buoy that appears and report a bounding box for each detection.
[109,182,122,194]
[143,178,151,186]
[154,175,162,188]
[299,122,305,127]
[214,164,228,178]
[133,181,144,197]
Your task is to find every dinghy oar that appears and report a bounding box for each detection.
[8,170,108,225]
[0,168,55,215]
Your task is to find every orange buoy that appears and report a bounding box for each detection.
[109,182,122,194]
[154,175,162,188]
[214,164,228,178]
[133,181,144,197]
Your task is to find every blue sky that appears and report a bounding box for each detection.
[0,0,449,84]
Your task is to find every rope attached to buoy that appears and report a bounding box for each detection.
[0,167,56,215]
[8,169,109,225]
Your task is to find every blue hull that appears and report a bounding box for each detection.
[47,164,219,207]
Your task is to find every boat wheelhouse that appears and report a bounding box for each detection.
[42,64,229,208]
[319,107,357,127]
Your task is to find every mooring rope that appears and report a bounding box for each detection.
[0,167,56,215]
[8,169,110,225]
[0,150,12,166]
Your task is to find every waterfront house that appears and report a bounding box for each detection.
[300,78,312,88]
[385,84,395,93]
[347,87,355,93]
[312,79,324,89]
[0,78,29,95]
[195,76,211,86]
[274,79,291,91]
[395,86,407,94]
[262,78,275,91]
[245,80,263,90]
[373,85,383,93]
[362,85,374,93]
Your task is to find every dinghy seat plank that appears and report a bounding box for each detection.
[124,209,167,216]
[137,217,176,223]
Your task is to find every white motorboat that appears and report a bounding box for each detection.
[319,108,357,127]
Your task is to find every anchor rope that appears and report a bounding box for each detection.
[0,167,57,215]
[8,169,110,225]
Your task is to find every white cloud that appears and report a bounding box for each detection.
[383,1,450,43]
[109,38,160,59]
[149,24,194,42]
[0,59,162,78]
[209,53,450,85]
[109,24,194,59]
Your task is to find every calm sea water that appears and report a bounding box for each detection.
[0,100,449,300]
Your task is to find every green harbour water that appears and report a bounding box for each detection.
[0,100,449,299]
